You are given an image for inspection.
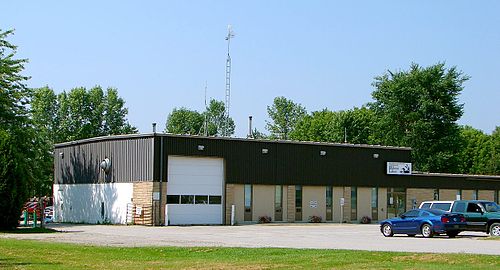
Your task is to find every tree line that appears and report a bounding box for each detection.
[167,64,499,176]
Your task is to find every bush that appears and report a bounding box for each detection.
[258,216,272,224]
[308,215,322,223]
[360,216,372,224]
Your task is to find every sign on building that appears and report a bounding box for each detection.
[386,162,412,175]
[309,200,318,208]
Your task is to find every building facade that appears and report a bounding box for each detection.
[53,134,500,225]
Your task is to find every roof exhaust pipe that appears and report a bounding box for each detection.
[152,123,157,134]
[248,116,253,139]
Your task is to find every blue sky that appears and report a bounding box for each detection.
[4,1,500,137]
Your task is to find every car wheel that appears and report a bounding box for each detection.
[421,224,434,238]
[407,234,416,237]
[382,223,394,237]
[446,231,459,238]
[490,223,500,237]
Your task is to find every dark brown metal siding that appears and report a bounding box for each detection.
[161,135,500,190]
[162,136,413,186]
[54,137,154,184]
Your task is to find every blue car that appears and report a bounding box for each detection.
[380,209,466,238]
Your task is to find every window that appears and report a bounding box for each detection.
[295,185,302,221]
[166,195,180,204]
[420,203,431,209]
[195,195,208,204]
[351,187,357,221]
[453,202,466,212]
[275,185,283,221]
[371,188,378,221]
[480,202,500,212]
[404,210,419,217]
[209,195,221,205]
[433,189,439,200]
[472,190,478,200]
[326,186,333,221]
[181,195,194,204]
[431,203,452,211]
[244,184,252,221]
[466,203,482,213]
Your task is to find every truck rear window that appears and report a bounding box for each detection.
[420,203,431,209]
[431,203,452,211]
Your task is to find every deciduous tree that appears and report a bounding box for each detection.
[266,97,306,140]
[0,29,35,228]
[370,63,468,173]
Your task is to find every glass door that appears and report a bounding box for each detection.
[387,188,406,218]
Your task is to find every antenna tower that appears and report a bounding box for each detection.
[200,81,208,136]
[224,25,235,136]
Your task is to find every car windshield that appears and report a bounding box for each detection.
[480,202,500,212]
[426,209,446,216]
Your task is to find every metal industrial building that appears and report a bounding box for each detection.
[53,133,500,226]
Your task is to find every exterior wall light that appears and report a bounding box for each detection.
[197,145,205,151]
[262,148,268,154]
[100,158,111,173]
[320,150,327,156]
[59,152,64,158]
[373,153,379,159]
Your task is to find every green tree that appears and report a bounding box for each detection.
[164,99,235,137]
[457,126,493,175]
[251,128,268,139]
[32,86,137,143]
[165,108,204,135]
[204,99,235,137]
[489,127,500,175]
[0,29,35,228]
[266,97,307,140]
[291,107,375,144]
[370,63,468,173]
[103,88,137,135]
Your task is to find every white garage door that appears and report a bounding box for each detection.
[166,156,224,225]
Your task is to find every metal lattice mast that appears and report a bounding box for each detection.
[224,25,235,136]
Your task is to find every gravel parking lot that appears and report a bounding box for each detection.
[2,223,499,255]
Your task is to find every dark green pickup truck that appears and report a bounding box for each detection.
[451,200,500,237]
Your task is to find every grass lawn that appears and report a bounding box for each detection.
[0,238,499,270]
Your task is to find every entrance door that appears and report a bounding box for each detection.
[387,188,406,219]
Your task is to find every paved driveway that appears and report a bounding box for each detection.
[2,223,499,255]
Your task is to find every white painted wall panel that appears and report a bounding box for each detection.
[53,183,133,224]
[167,156,224,225]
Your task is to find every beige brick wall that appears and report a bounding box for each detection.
[333,187,344,223]
[152,182,167,225]
[287,185,295,222]
[252,185,275,221]
[479,190,494,201]
[282,186,288,222]
[133,182,153,225]
[233,184,245,223]
[440,189,458,200]
[407,188,434,210]
[302,186,326,222]
[357,187,372,222]
[225,184,235,225]
[462,190,473,200]
[344,187,351,222]
[378,188,387,221]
